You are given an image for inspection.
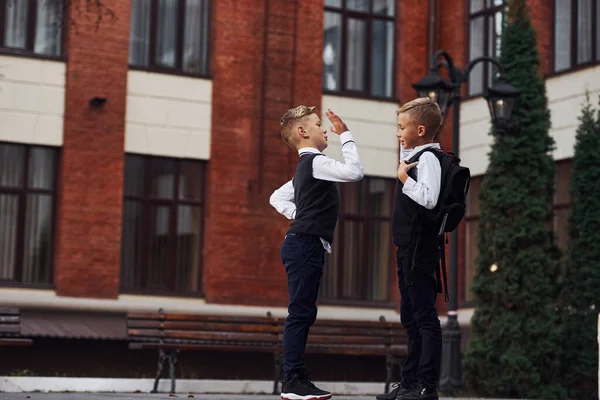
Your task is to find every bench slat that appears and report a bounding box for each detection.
[128,320,282,333]
[0,326,20,334]
[129,342,280,352]
[128,329,279,343]
[128,313,276,324]
[306,344,407,356]
[306,334,389,345]
[313,319,394,328]
[309,326,392,336]
[0,338,32,346]
[0,316,19,324]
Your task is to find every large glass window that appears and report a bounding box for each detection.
[0,143,58,286]
[553,0,599,72]
[0,0,64,57]
[321,176,395,304]
[468,0,506,96]
[120,155,206,295]
[129,0,210,76]
[323,0,395,98]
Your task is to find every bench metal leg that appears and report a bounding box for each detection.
[168,350,179,394]
[151,349,167,393]
[151,349,179,394]
[385,354,401,393]
[272,353,283,395]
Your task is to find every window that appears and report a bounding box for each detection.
[323,0,395,98]
[463,175,483,303]
[468,0,506,96]
[0,143,58,286]
[553,0,599,72]
[464,162,573,302]
[0,0,64,57]
[321,177,395,304]
[120,155,206,295]
[553,159,572,251]
[129,0,210,76]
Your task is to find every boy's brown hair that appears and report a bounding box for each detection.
[280,105,316,148]
[397,97,442,139]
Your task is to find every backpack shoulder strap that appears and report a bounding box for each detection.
[407,146,444,164]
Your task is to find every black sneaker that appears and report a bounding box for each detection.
[280,373,332,400]
[397,383,439,400]
[375,382,414,400]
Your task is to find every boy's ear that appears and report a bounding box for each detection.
[297,125,309,138]
[417,125,426,137]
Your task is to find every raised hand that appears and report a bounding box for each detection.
[326,109,349,135]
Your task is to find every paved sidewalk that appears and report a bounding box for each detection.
[0,393,500,400]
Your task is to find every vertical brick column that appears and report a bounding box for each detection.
[393,0,432,312]
[527,0,553,75]
[396,0,430,104]
[435,0,468,312]
[204,0,323,306]
[54,2,130,298]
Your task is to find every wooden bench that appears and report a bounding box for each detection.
[127,309,282,394]
[0,308,33,347]
[127,309,407,394]
[301,316,407,394]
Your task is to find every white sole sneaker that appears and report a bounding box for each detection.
[280,393,332,400]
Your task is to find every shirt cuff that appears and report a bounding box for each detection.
[339,131,354,145]
[402,176,417,193]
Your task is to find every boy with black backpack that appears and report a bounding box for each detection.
[376,97,470,400]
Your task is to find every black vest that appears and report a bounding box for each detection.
[392,174,438,246]
[287,153,340,244]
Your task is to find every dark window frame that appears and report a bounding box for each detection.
[551,0,599,75]
[0,0,66,60]
[321,176,396,307]
[466,0,507,98]
[129,0,212,78]
[462,175,483,307]
[323,0,397,101]
[462,160,574,305]
[0,142,59,289]
[120,154,206,297]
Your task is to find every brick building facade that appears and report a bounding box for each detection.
[0,0,598,381]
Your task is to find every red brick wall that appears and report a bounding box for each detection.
[54,1,130,298]
[396,0,431,104]
[435,0,468,312]
[203,0,324,306]
[527,0,553,75]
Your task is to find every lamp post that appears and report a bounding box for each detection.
[411,50,520,394]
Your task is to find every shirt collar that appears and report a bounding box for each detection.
[400,142,441,160]
[298,147,322,156]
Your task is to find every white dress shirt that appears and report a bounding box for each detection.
[269,131,364,252]
[399,143,442,210]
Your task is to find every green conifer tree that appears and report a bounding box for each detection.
[462,0,565,398]
[557,93,600,400]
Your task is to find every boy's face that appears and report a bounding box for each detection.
[397,112,426,149]
[297,113,328,151]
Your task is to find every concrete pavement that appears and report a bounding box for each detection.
[0,393,503,400]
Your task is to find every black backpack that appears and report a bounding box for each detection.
[408,147,471,235]
[407,147,471,301]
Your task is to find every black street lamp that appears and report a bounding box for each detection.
[411,50,520,394]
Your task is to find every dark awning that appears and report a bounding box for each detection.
[20,309,127,340]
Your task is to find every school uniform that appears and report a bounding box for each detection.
[270,131,363,399]
[390,143,443,399]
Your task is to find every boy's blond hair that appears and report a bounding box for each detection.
[280,105,316,148]
[397,97,442,139]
